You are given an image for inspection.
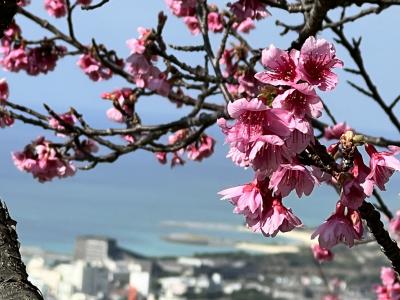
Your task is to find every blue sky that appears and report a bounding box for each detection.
[0,1,400,254]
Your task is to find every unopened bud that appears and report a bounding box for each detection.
[340,130,355,149]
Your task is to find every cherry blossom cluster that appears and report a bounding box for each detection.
[11,116,99,181]
[375,267,400,299]
[48,111,76,137]
[125,27,170,96]
[155,129,215,167]
[220,45,260,99]
[324,122,352,140]
[228,0,270,21]
[44,0,92,18]
[12,136,76,182]
[102,88,135,124]
[0,78,14,128]
[101,87,140,144]
[164,0,264,35]
[0,22,66,75]
[218,36,400,251]
[77,51,115,82]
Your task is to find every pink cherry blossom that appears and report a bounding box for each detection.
[219,179,264,214]
[125,53,170,95]
[0,78,9,101]
[284,118,314,154]
[0,78,14,128]
[12,136,76,182]
[207,12,224,33]
[339,177,367,210]
[25,45,66,76]
[237,71,259,98]
[165,0,196,17]
[226,98,292,146]
[311,166,333,184]
[121,134,134,144]
[219,48,237,78]
[155,152,167,165]
[183,16,200,35]
[105,93,134,123]
[147,70,171,96]
[311,244,334,262]
[269,163,317,197]
[1,48,29,72]
[249,134,292,176]
[375,267,400,300]
[311,202,363,249]
[229,0,270,21]
[298,36,343,91]
[272,83,323,119]
[187,135,215,162]
[220,181,302,236]
[44,0,67,18]
[225,145,249,168]
[324,122,352,140]
[49,112,76,137]
[171,152,185,167]
[126,27,152,55]
[0,110,14,128]
[74,139,99,159]
[220,98,294,175]
[323,295,340,300]
[365,144,400,191]
[168,129,188,145]
[250,197,302,237]
[381,267,397,286]
[1,22,21,54]
[233,18,255,33]
[106,108,125,123]
[340,150,373,208]
[375,284,400,300]
[255,45,300,86]
[101,88,135,102]
[77,53,112,81]
[126,53,151,85]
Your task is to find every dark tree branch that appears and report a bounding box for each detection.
[291,0,331,49]
[359,201,400,276]
[329,22,400,133]
[322,5,387,29]
[0,201,43,300]
[81,0,110,10]
[311,118,400,147]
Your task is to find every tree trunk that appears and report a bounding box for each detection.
[0,201,43,300]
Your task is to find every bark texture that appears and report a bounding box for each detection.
[0,201,43,300]
[359,201,400,276]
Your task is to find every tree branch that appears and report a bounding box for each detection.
[0,201,43,300]
[359,201,400,276]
